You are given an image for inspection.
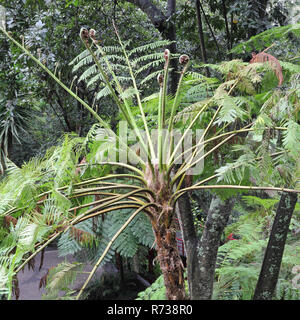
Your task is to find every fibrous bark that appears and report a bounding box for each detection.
[154,220,186,300]
[145,163,186,300]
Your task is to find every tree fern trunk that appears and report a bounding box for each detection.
[253,192,298,300]
[154,221,186,300]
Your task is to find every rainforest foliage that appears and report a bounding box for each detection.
[0,0,300,300]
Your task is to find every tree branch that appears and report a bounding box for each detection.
[125,0,166,32]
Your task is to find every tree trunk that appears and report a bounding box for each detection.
[153,217,186,300]
[253,192,298,300]
[195,195,234,299]
[125,0,179,94]
[248,0,269,37]
[197,0,221,58]
[165,0,178,95]
[176,191,199,299]
[115,252,125,287]
[195,0,207,64]
[145,163,186,300]
[221,0,231,54]
[177,191,234,300]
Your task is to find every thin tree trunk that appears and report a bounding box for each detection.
[253,192,298,300]
[195,0,207,64]
[176,191,199,299]
[177,192,234,300]
[166,0,178,95]
[221,0,231,54]
[198,0,221,58]
[125,0,179,94]
[196,194,234,299]
[115,252,125,287]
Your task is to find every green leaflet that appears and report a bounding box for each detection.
[231,23,300,54]
[282,120,300,160]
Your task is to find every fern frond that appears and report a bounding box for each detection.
[173,99,211,122]
[43,261,83,293]
[282,120,300,159]
[133,52,164,65]
[135,58,165,76]
[69,49,90,67]
[129,212,154,247]
[231,23,300,54]
[58,219,96,257]
[128,40,173,56]
[242,195,279,210]
[215,153,256,184]
[78,64,98,83]
[95,86,112,100]
[108,209,139,258]
[0,258,10,297]
[214,94,247,125]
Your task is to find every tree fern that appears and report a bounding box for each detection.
[1,23,299,301]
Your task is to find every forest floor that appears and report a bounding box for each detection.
[14,247,117,300]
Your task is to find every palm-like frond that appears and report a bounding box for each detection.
[70,39,174,102]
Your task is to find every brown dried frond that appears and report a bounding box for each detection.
[39,269,50,289]
[250,51,283,86]
[75,157,87,175]
[39,248,45,271]
[12,275,20,300]
[70,226,94,245]
[27,255,35,271]
[4,215,17,228]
